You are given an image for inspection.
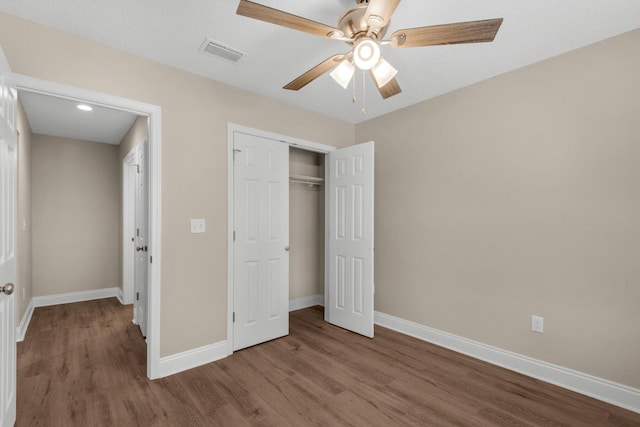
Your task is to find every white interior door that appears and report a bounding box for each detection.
[326,141,375,338]
[122,149,137,305]
[0,47,17,427]
[134,139,148,338]
[233,131,289,351]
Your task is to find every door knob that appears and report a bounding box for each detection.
[1,283,14,295]
[285,246,290,251]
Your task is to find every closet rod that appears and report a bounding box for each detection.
[289,174,324,187]
[290,179,323,187]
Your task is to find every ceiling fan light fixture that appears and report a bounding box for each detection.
[353,38,380,70]
[234,0,503,102]
[330,59,355,89]
[371,57,398,88]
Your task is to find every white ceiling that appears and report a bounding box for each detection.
[2,0,640,127]
[18,90,139,145]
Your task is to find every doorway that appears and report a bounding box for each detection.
[227,123,375,353]
[13,73,162,379]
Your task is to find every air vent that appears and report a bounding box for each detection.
[199,39,244,63]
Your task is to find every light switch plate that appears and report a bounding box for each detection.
[190,218,206,234]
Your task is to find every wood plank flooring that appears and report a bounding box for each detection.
[17,298,640,426]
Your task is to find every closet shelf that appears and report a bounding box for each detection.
[289,174,324,186]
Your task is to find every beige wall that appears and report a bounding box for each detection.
[16,100,32,323]
[289,148,325,300]
[119,116,148,161]
[5,10,636,389]
[117,115,148,290]
[32,135,120,296]
[0,12,354,357]
[356,29,640,388]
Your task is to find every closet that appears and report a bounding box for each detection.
[229,124,374,351]
[289,147,325,305]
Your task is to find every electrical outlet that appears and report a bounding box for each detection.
[531,315,544,333]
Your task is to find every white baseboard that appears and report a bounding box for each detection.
[33,287,120,308]
[289,294,324,311]
[17,288,120,342]
[16,298,35,342]
[159,341,229,378]
[159,295,326,378]
[116,287,124,305]
[374,311,640,415]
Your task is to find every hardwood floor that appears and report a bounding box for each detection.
[17,299,640,426]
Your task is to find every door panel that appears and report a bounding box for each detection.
[0,47,17,427]
[326,141,374,338]
[134,139,149,338]
[122,150,138,305]
[233,132,289,351]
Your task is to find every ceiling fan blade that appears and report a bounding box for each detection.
[365,0,401,30]
[368,72,402,99]
[284,54,345,91]
[237,0,339,39]
[390,18,503,48]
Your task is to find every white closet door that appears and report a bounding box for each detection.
[233,132,289,351]
[326,141,375,338]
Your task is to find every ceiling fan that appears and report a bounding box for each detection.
[236,0,503,100]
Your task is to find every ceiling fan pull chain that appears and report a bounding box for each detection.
[352,70,357,103]
[362,71,367,115]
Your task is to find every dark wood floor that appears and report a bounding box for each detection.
[17,298,640,426]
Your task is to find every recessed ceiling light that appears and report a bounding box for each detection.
[76,104,93,111]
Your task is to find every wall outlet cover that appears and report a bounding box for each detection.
[531,315,544,333]
[190,218,206,233]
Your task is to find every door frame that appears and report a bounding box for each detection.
[13,73,163,380]
[226,123,335,355]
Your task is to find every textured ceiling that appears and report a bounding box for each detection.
[2,0,640,127]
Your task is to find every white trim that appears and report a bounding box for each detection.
[229,123,337,154]
[374,311,640,415]
[158,341,228,378]
[158,291,326,377]
[158,294,326,378]
[227,123,336,357]
[226,125,235,357]
[116,287,125,305]
[16,298,34,342]
[147,114,162,380]
[289,294,324,311]
[33,287,119,307]
[13,73,163,380]
[324,158,330,323]
[12,74,157,116]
